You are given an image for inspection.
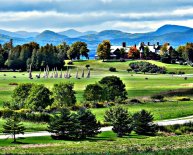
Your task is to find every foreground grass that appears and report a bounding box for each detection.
[1,131,193,154]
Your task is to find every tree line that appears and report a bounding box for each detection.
[0,41,89,71]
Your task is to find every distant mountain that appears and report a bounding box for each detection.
[36,30,68,41]
[59,29,97,38]
[14,31,39,38]
[0,24,193,57]
[153,24,192,35]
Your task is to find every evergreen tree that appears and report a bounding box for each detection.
[104,106,132,137]
[47,108,80,140]
[77,109,101,139]
[132,110,157,135]
[3,114,26,143]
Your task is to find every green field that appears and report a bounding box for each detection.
[1,60,193,154]
[1,131,193,154]
[1,60,193,108]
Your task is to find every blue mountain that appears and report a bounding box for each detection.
[0,24,193,57]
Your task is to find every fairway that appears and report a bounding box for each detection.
[1,60,193,108]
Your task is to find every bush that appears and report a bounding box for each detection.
[178,71,185,75]
[151,95,164,101]
[176,97,190,101]
[127,68,132,73]
[132,110,157,135]
[129,61,166,74]
[85,65,90,68]
[109,67,116,72]
[168,72,176,74]
[129,99,141,104]
[67,61,73,65]
[159,122,193,135]
[171,59,176,64]
[105,106,133,137]
[9,83,18,86]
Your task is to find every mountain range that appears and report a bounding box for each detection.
[0,24,193,57]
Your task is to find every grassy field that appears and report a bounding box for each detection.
[1,131,193,154]
[1,60,193,107]
[1,60,193,154]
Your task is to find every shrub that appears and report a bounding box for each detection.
[9,83,18,86]
[129,61,166,74]
[127,68,132,73]
[133,110,157,135]
[109,67,116,72]
[178,71,185,75]
[85,65,90,68]
[129,99,141,104]
[168,72,176,74]
[67,61,73,65]
[176,97,190,101]
[171,59,176,64]
[105,106,133,137]
[151,95,164,101]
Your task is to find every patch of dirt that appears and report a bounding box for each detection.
[20,144,61,149]
[181,83,193,87]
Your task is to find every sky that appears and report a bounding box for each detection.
[0,0,193,33]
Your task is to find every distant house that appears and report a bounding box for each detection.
[95,42,131,59]
[110,42,130,59]
[137,42,162,55]
[138,42,173,54]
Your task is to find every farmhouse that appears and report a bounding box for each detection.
[138,42,173,55]
[110,42,130,59]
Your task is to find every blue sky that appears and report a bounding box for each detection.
[0,0,193,32]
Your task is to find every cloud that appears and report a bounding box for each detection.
[0,0,192,32]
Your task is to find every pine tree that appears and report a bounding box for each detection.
[104,106,132,137]
[132,110,157,135]
[77,108,101,139]
[3,114,26,143]
[47,108,80,140]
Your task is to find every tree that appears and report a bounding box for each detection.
[160,43,169,56]
[47,108,80,140]
[97,40,111,61]
[53,83,76,107]
[185,43,193,62]
[12,83,34,109]
[3,114,26,143]
[77,108,101,139]
[143,46,150,59]
[128,46,140,59]
[0,53,4,68]
[132,110,157,135]
[99,76,127,101]
[26,84,53,111]
[67,42,89,60]
[104,106,132,137]
[83,84,103,102]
